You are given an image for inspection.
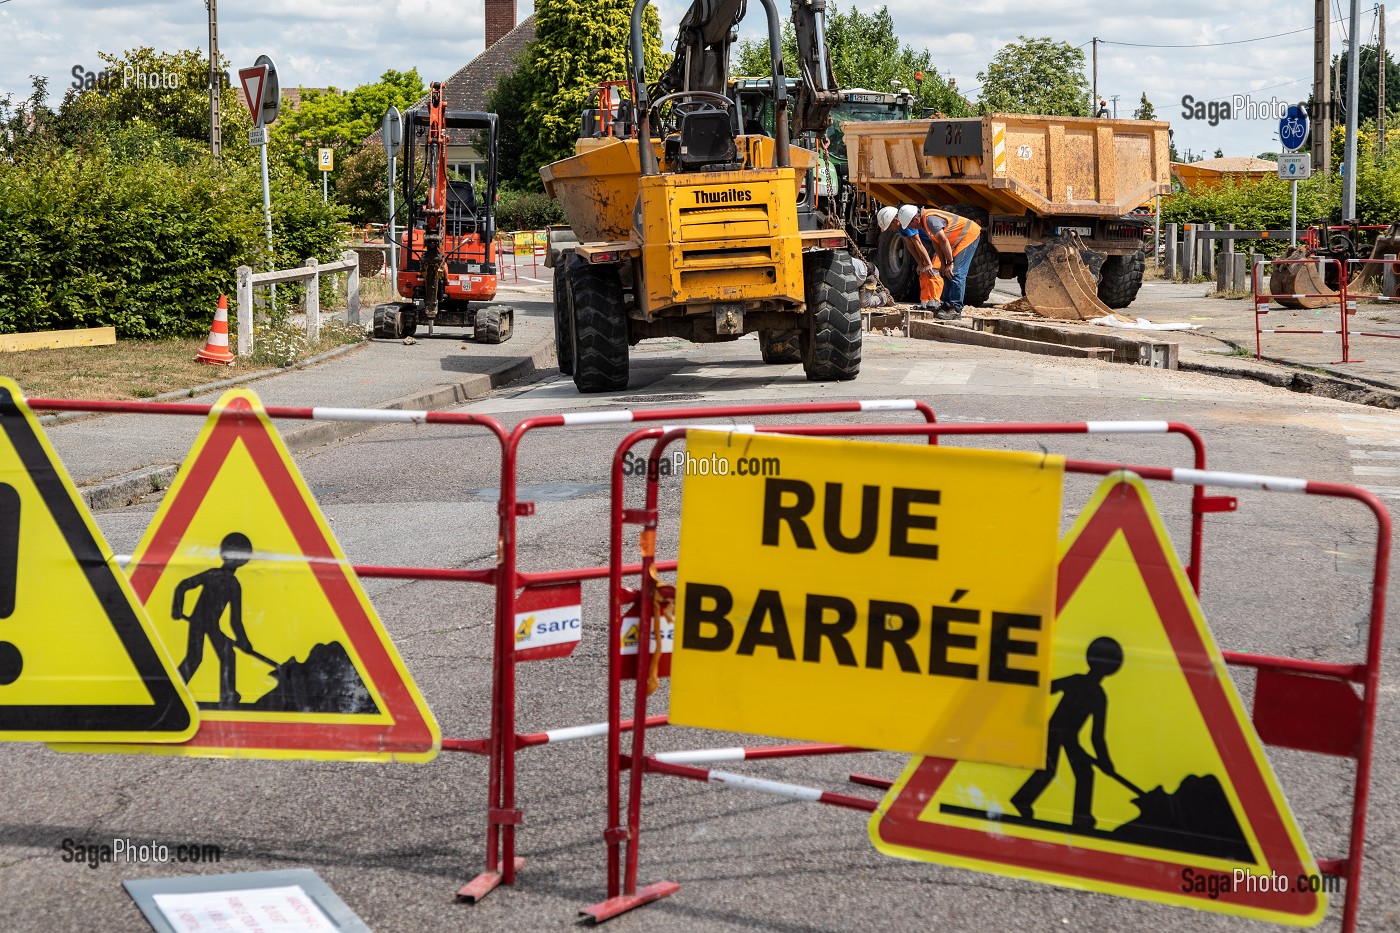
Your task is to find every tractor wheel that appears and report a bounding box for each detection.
[474,306,513,344]
[1097,250,1146,309]
[800,250,862,382]
[570,264,629,393]
[759,329,802,364]
[942,204,998,307]
[876,226,921,302]
[553,255,580,374]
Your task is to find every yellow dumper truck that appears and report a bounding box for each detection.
[841,115,1172,314]
[541,0,859,393]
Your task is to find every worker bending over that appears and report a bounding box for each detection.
[877,205,982,318]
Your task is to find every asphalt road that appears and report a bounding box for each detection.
[2,329,1397,933]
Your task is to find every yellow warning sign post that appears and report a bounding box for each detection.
[52,389,438,762]
[870,473,1325,926]
[669,431,1063,769]
[0,378,197,743]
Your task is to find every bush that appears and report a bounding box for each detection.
[0,151,262,337]
[494,188,567,231]
[0,68,351,339]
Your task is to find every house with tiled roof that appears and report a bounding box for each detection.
[367,0,535,179]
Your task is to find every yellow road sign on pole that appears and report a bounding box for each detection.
[317,148,334,171]
[669,431,1063,769]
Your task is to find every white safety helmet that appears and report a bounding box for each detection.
[897,204,920,228]
[876,206,898,231]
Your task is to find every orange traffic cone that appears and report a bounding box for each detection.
[196,295,236,365]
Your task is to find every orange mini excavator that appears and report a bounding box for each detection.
[372,81,514,342]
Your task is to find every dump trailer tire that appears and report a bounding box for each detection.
[876,227,920,302]
[570,264,629,393]
[800,250,862,382]
[1097,250,1146,309]
[943,204,998,307]
[553,255,579,374]
[759,329,802,364]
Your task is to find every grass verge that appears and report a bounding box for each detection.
[3,320,365,401]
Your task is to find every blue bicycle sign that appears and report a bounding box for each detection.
[1279,105,1309,152]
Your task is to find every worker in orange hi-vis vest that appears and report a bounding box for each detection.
[877,205,982,319]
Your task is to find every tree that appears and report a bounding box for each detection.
[513,0,666,188]
[1133,92,1155,121]
[1337,44,1400,126]
[62,47,241,146]
[734,4,971,117]
[977,37,1090,117]
[272,69,426,184]
[1213,147,1224,158]
[489,51,538,190]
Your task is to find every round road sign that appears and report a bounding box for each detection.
[1279,104,1309,152]
[254,54,281,126]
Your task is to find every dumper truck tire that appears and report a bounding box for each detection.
[553,254,581,375]
[759,329,802,364]
[800,250,862,382]
[943,204,998,307]
[876,227,920,302]
[570,264,629,393]
[1097,250,1145,309]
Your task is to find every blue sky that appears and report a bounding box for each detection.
[0,0,1368,160]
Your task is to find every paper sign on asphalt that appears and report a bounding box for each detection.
[869,473,1324,926]
[669,430,1063,769]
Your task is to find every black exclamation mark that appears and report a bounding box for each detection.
[0,483,20,686]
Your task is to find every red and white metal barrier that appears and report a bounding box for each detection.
[585,419,1229,923]
[1251,255,1349,362]
[462,398,941,902]
[1340,257,1400,361]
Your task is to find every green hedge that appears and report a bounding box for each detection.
[0,147,343,339]
[494,188,567,232]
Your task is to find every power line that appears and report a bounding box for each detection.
[1100,18,1344,49]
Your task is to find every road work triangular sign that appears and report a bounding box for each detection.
[869,473,1325,926]
[0,379,196,742]
[53,389,438,761]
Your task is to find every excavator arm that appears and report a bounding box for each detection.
[647,0,837,136]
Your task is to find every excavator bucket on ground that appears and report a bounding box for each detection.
[1269,245,1336,309]
[1020,233,1118,320]
[1345,222,1400,297]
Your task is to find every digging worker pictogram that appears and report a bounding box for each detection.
[172,532,256,707]
[1010,636,1124,830]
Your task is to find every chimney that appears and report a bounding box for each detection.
[485,0,517,49]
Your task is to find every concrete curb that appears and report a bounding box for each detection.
[78,337,557,511]
[1179,352,1400,409]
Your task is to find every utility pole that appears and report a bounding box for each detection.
[1344,0,1362,220]
[1315,0,1332,173]
[1110,94,1120,118]
[1381,4,1388,157]
[1091,38,1098,115]
[207,0,221,161]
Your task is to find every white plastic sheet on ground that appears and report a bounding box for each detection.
[1089,316,1201,331]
